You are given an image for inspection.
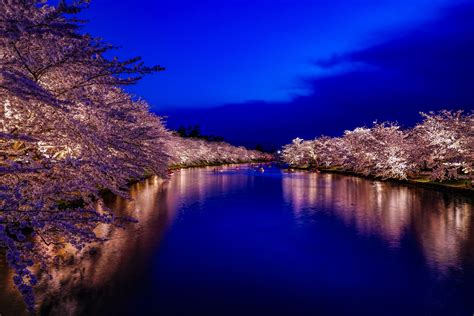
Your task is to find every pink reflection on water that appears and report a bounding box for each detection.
[1,165,472,315]
[282,171,474,273]
[32,165,252,314]
[34,176,171,314]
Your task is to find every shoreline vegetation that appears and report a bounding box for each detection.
[0,1,471,313]
[283,166,474,195]
[0,1,271,312]
[170,160,271,170]
[168,136,273,169]
[280,111,473,196]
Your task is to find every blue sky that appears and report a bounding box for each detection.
[79,0,474,148]
[81,0,466,108]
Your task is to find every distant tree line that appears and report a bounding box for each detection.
[176,125,225,142]
[175,125,275,153]
[169,136,273,167]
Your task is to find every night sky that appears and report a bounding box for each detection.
[81,0,474,149]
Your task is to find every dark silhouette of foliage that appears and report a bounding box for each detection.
[176,124,226,142]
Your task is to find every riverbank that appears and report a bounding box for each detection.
[284,166,474,195]
[8,164,472,316]
[123,160,273,187]
[169,160,273,170]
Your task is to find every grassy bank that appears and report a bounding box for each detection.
[284,166,474,195]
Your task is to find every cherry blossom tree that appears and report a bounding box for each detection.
[338,126,378,176]
[281,137,318,168]
[168,136,272,167]
[370,122,413,180]
[281,111,472,182]
[410,110,473,181]
[340,122,412,180]
[311,136,346,168]
[1,0,169,310]
[1,2,273,310]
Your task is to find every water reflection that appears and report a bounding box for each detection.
[0,165,473,315]
[168,166,252,209]
[0,165,257,315]
[35,176,171,315]
[0,249,26,316]
[282,171,474,273]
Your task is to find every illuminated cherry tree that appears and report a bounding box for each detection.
[0,0,171,309]
[410,111,473,181]
[281,111,472,182]
[281,137,317,168]
[169,136,272,167]
[0,1,271,311]
[340,122,412,179]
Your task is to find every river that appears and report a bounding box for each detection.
[1,164,473,315]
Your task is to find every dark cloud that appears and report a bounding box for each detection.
[160,2,474,149]
[313,54,347,69]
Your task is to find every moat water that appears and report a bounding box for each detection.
[1,164,473,315]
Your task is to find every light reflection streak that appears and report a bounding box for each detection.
[282,171,473,272]
[34,175,172,315]
[33,165,251,314]
[0,165,472,315]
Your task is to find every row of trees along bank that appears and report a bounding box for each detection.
[0,0,271,311]
[281,110,473,185]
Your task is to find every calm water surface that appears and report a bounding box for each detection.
[1,164,474,315]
